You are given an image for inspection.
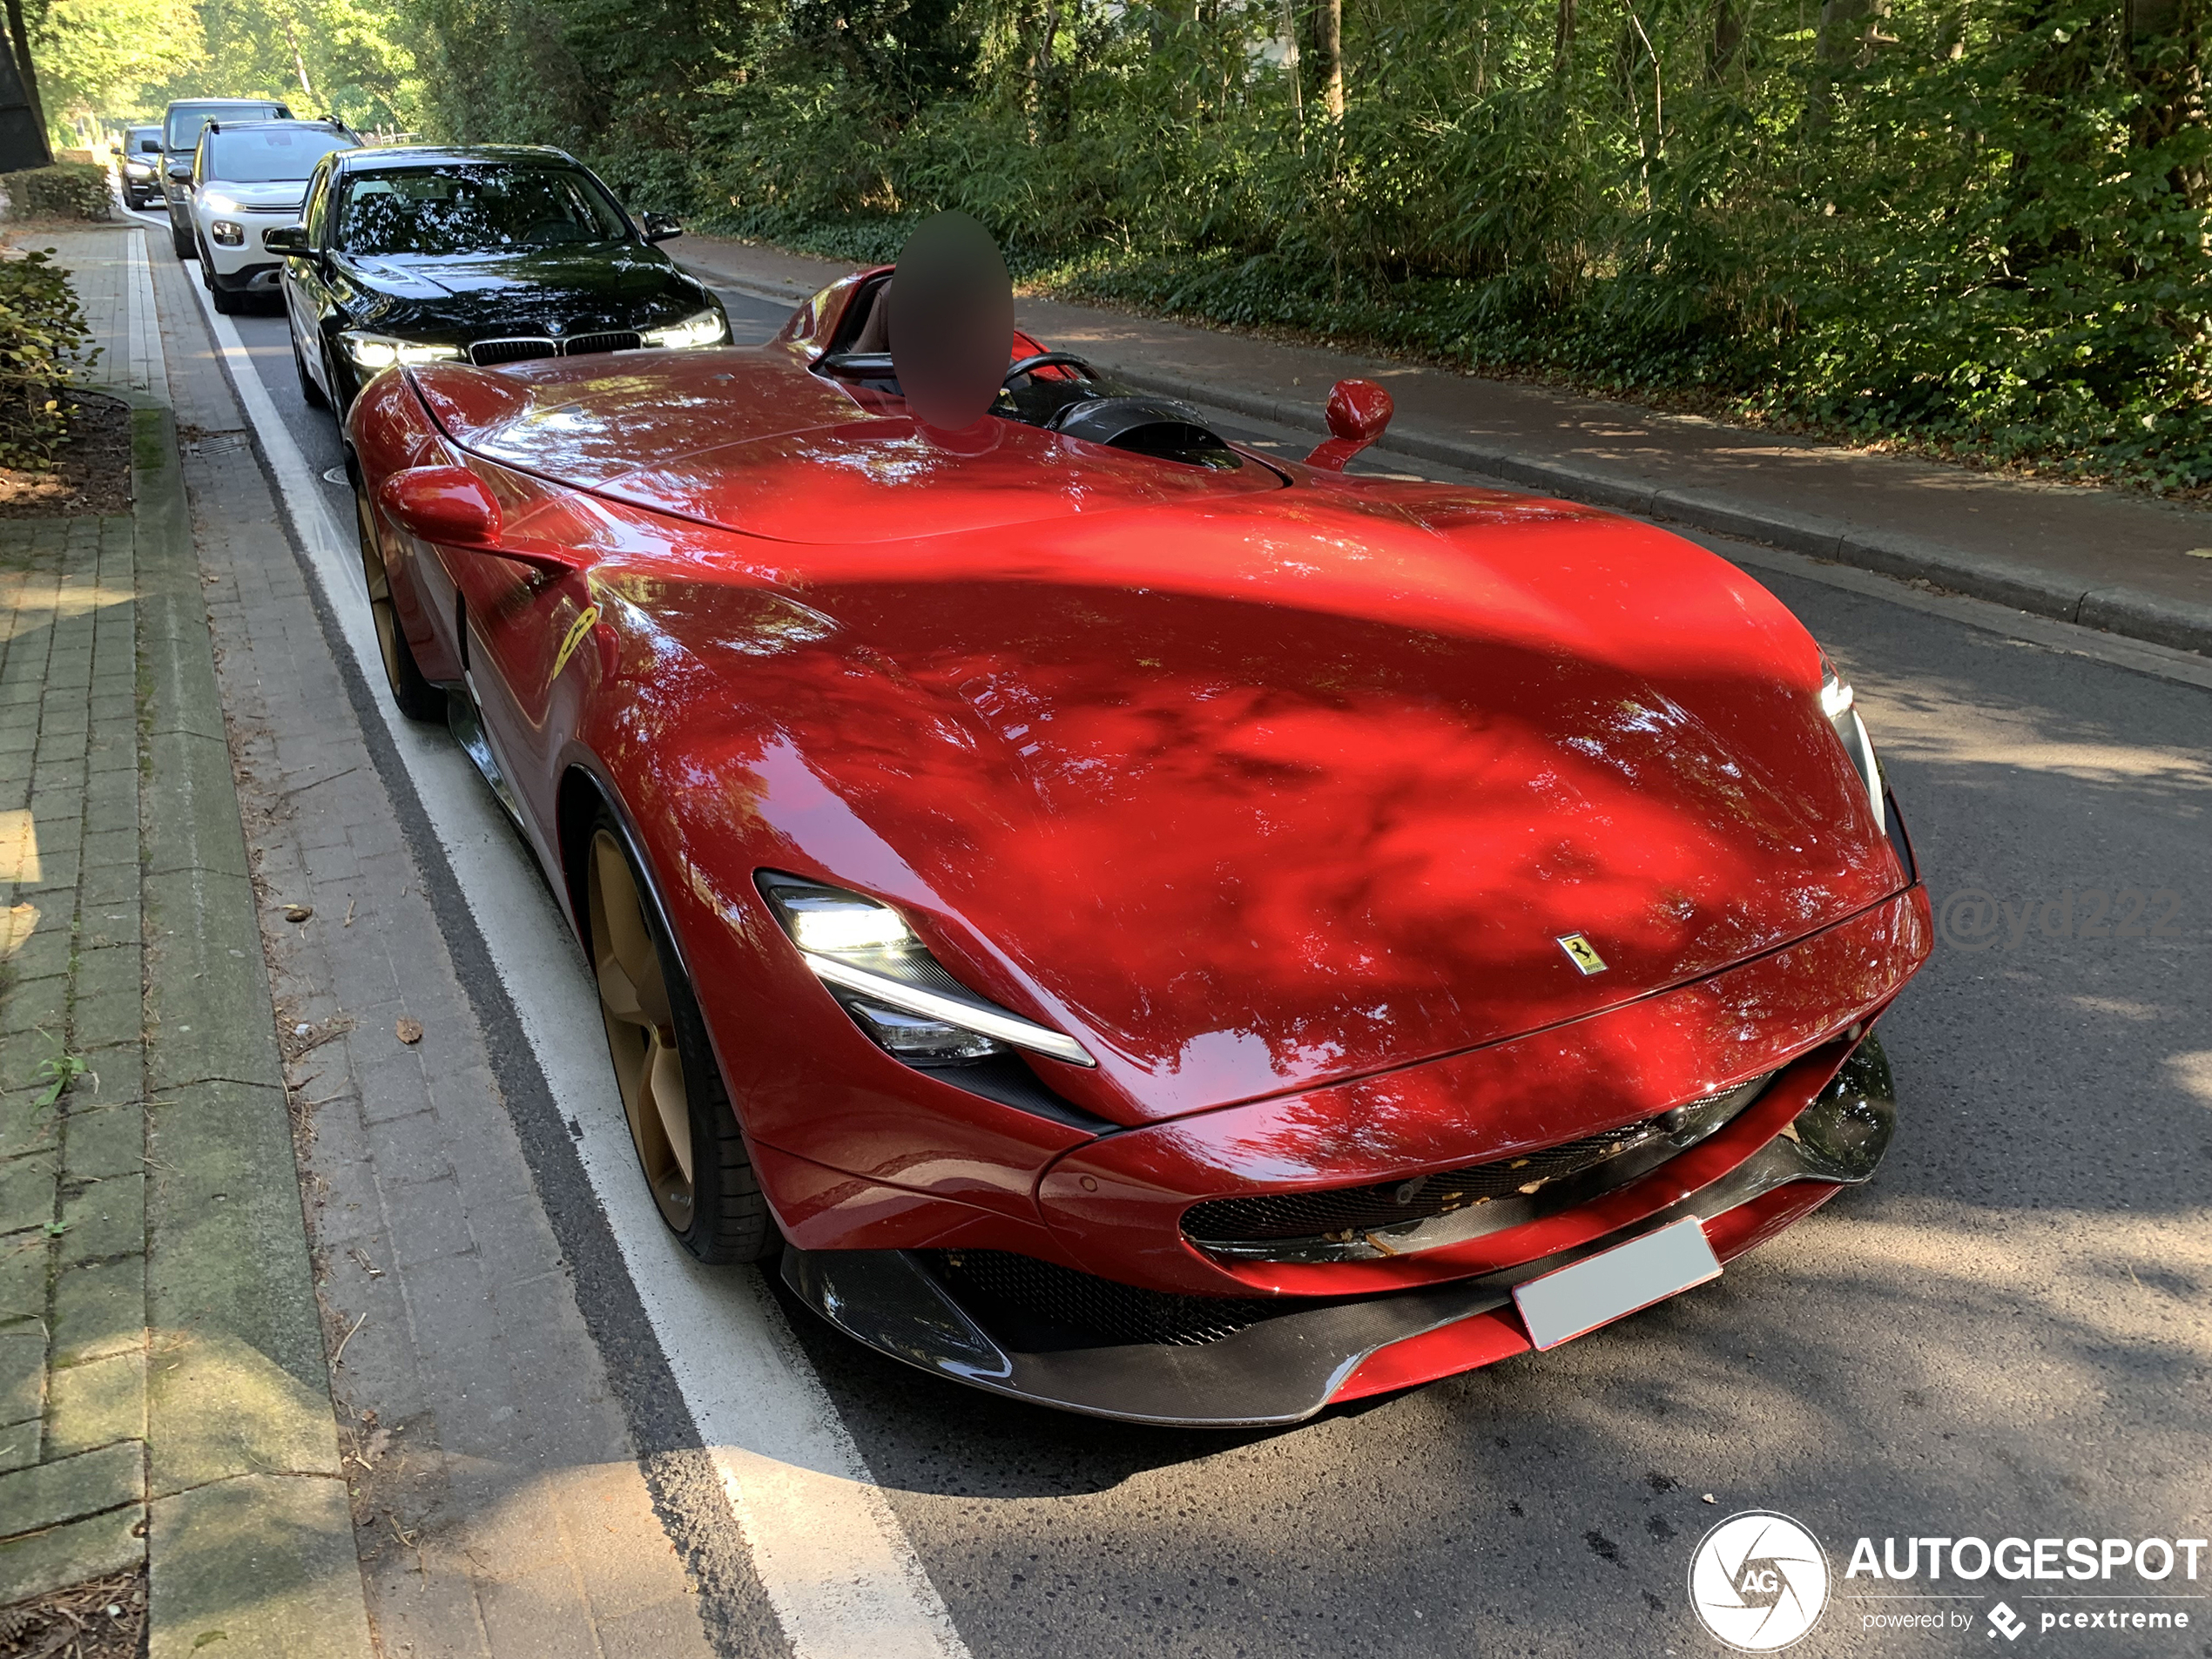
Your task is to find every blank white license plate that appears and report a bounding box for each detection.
[1512,1217,1723,1351]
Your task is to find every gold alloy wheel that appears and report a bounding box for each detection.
[588,829,696,1231]
[356,487,409,696]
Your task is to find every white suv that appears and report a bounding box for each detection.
[191,118,361,313]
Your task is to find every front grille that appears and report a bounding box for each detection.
[563,330,641,357]
[926,1250,1315,1349]
[1182,1076,1775,1248]
[469,337,558,367]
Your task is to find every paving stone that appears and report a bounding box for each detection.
[50,1257,143,1368]
[0,911,72,984]
[58,1170,143,1268]
[0,968,67,1039]
[0,1417,35,1473]
[0,1231,44,1326]
[0,1497,143,1603]
[62,1103,146,1183]
[147,1474,369,1659]
[0,1085,59,1160]
[0,1149,56,1237]
[71,943,145,1054]
[45,1348,145,1458]
[0,1439,142,1535]
[0,1327,45,1426]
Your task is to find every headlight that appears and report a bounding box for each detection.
[210,219,244,246]
[640,308,726,349]
[201,191,239,213]
[339,331,467,370]
[1820,655,1885,833]
[758,873,1093,1067]
[124,161,151,177]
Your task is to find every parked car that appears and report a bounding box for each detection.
[334,261,1932,1426]
[160,97,290,259]
[118,125,162,210]
[188,118,360,314]
[272,145,725,415]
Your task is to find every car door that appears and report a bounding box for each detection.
[289,161,341,399]
[443,529,592,850]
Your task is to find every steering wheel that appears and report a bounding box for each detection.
[1001,351,1096,388]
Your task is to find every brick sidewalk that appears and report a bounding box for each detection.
[0,226,373,1657]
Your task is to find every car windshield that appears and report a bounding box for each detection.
[334,165,631,256]
[165,103,284,149]
[206,127,354,183]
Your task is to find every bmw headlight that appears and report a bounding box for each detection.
[1820,655,1885,833]
[758,873,1093,1068]
[339,331,467,370]
[640,308,726,349]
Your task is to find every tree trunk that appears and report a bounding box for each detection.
[1318,0,1343,118]
[3,0,42,136]
[285,17,318,105]
[1708,0,1742,78]
[1552,0,1576,82]
[2125,0,2208,206]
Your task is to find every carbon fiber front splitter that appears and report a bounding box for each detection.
[781,1037,1897,1427]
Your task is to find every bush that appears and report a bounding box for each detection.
[0,249,95,469]
[3,164,114,223]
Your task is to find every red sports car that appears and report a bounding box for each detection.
[344,264,1930,1426]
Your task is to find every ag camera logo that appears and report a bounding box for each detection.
[1689,1511,1831,1651]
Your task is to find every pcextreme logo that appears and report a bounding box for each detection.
[1689,1511,1831,1652]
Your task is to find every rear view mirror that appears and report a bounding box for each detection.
[165,162,192,185]
[263,226,309,255]
[376,465,584,574]
[641,211,683,244]
[1303,379,1395,472]
[380,466,502,550]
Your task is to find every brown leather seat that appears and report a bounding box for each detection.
[851,279,892,354]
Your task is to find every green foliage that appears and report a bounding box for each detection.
[0,248,95,469]
[3,163,111,220]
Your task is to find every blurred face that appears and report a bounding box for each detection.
[888,211,1014,432]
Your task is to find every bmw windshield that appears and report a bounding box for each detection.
[334,165,633,257]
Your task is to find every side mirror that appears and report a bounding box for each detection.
[1303,379,1395,472]
[640,211,683,244]
[165,162,193,185]
[376,465,584,574]
[262,226,309,255]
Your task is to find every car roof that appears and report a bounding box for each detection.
[332,144,579,174]
[166,98,287,111]
[205,118,354,138]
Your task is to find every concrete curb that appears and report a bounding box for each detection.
[128,400,375,1659]
[690,259,2212,659]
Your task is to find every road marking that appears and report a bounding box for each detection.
[179,251,970,1659]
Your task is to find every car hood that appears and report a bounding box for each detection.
[339,246,706,337]
[587,484,1905,1121]
[202,180,308,212]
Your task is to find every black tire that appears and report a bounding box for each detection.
[293,331,327,410]
[585,810,773,1264]
[354,479,446,722]
[172,221,193,260]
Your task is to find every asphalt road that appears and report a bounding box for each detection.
[170,228,2212,1657]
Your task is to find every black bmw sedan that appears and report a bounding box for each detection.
[273,145,728,414]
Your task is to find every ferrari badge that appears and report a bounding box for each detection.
[1556,934,1608,974]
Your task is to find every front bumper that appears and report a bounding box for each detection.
[784,1032,1898,1426]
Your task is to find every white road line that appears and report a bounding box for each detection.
[179,265,969,1659]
